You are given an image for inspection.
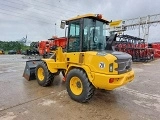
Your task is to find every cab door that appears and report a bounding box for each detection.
[67,20,82,52]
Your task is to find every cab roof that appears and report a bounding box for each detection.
[66,14,109,23]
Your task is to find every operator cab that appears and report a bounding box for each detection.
[61,14,112,52]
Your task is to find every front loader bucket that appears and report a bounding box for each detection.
[23,60,42,81]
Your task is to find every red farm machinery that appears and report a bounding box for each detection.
[114,35,154,62]
[148,42,160,58]
[39,37,67,58]
[27,34,160,62]
[26,37,67,57]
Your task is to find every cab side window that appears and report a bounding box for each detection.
[68,21,80,52]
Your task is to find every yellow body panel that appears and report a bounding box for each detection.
[64,51,118,74]
[43,47,67,73]
[42,47,134,90]
[43,59,67,73]
[63,51,134,90]
[84,52,118,75]
[91,70,134,90]
[65,52,82,64]
[66,64,94,82]
[42,59,58,73]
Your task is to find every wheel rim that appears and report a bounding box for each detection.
[70,77,83,95]
[37,67,44,81]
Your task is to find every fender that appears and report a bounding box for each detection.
[42,59,58,73]
[66,64,94,82]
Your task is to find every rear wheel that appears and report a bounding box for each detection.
[35,61,54,87]
[66,68,95,103]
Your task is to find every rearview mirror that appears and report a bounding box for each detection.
[60,20,66,29]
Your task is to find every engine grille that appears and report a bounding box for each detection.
[115,58,132,74]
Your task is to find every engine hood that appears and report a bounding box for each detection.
[96,50,132,59]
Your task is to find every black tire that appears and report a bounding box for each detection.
[66,68,95,103]
[35,61,54,87]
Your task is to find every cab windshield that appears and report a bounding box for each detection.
[83,18,108,51]
[67,18,109,52]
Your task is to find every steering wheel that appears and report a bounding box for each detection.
[93,36,99,43]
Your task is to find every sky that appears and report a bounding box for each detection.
[0,0,160,44]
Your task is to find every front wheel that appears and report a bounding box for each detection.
[35,61,54,87]
[66,68,95,103]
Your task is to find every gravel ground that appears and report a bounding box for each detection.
[0,55,160,120]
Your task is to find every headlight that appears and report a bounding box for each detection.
[109,63,113,72]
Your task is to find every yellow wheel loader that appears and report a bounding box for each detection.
[23,14,134,103]
[0,49,5,55]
